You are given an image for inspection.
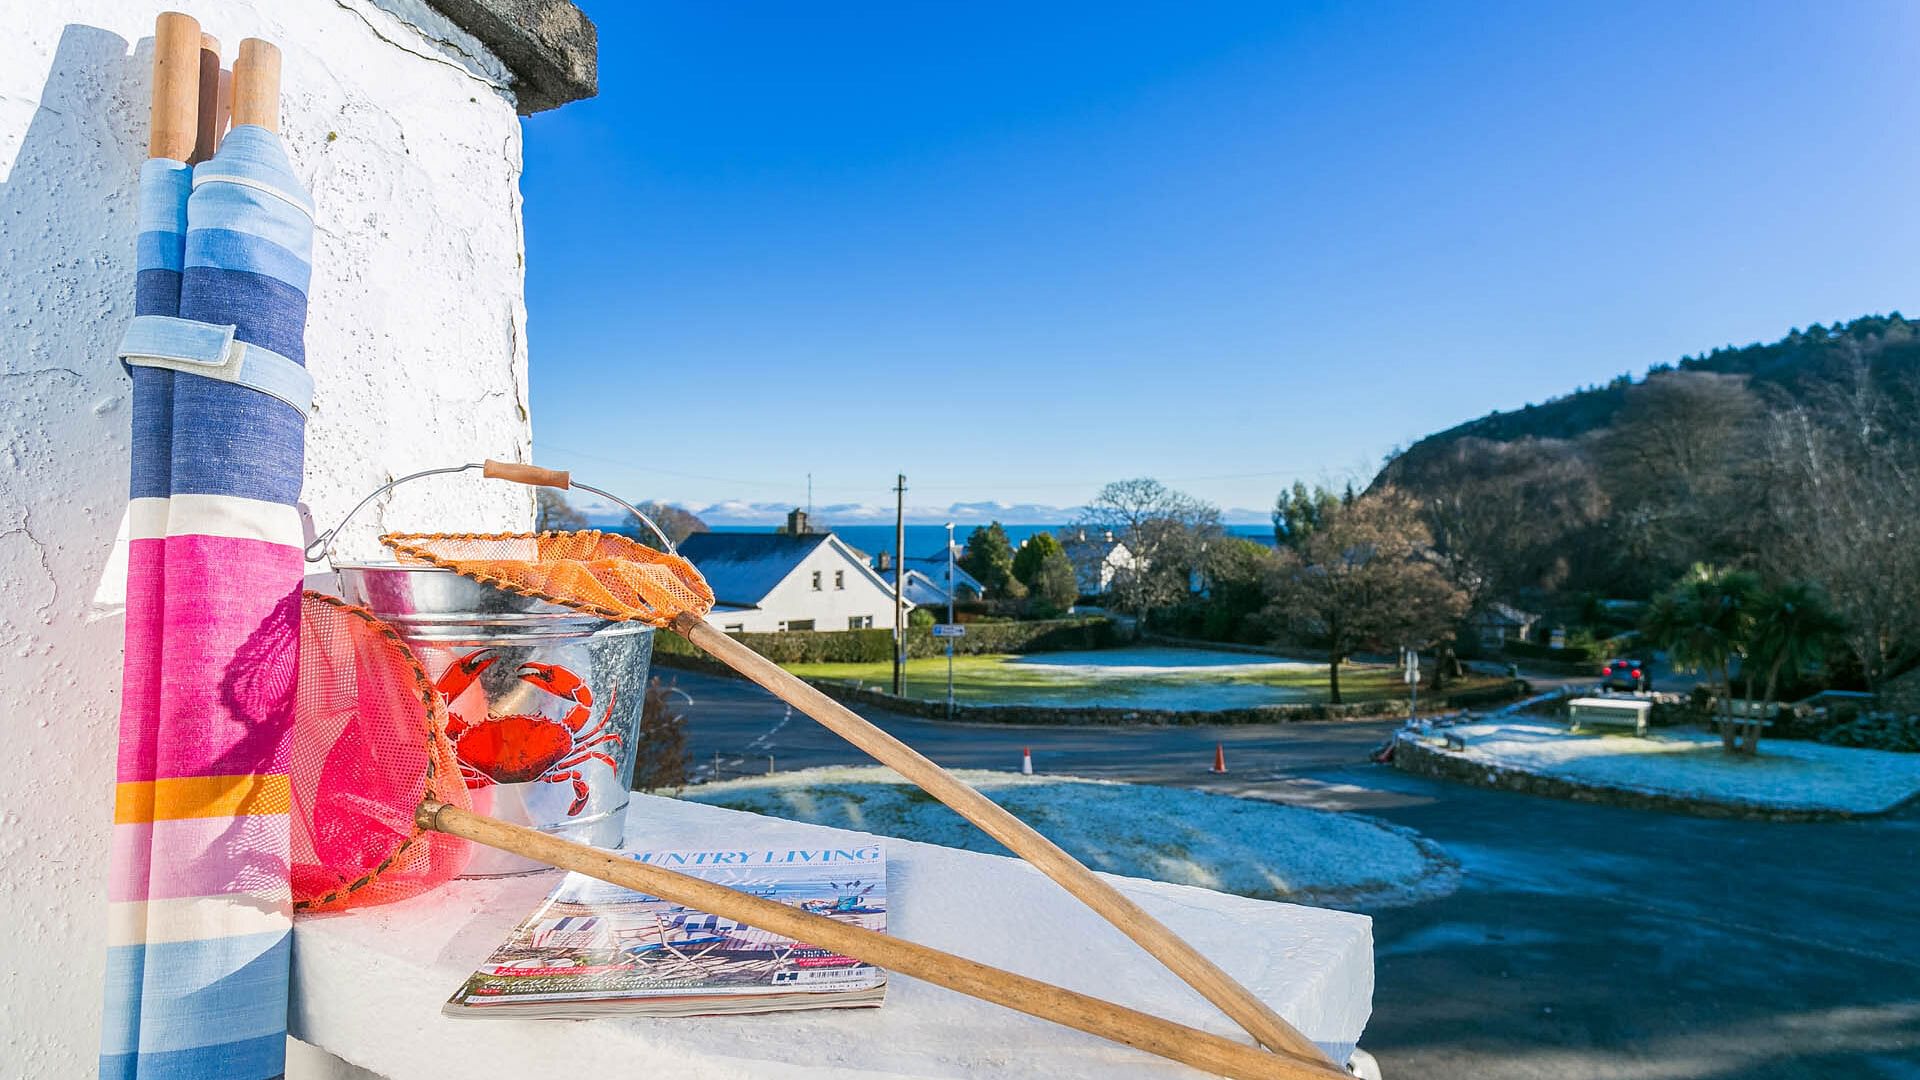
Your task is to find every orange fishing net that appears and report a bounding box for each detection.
[291,591,472,910]
[381,531,715,626]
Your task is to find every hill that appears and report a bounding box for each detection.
[1381,313,1920,482]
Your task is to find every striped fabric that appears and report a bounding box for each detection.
[104,125,312,1080]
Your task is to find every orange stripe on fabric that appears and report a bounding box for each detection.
[114,774,291,823]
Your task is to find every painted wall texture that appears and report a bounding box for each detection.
[0,2,540,1072]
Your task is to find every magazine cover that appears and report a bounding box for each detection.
[446,842,888,1017]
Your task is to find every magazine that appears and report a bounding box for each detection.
[444,842,888,1018]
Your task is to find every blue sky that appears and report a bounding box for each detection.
[524,1,1919,522]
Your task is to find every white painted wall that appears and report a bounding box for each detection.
[0,3,537,1073]
[705,539,909,633]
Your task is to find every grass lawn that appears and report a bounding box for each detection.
[786,646,1499,710]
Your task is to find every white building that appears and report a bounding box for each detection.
[681,531,911,633]
[893,546,983,606]
[1066,529,1136,595]
[0,3,594,1074]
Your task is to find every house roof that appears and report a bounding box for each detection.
[677,532,834,607]
[1474,601,1539,625]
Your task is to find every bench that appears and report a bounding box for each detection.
[1568,697,1651,736]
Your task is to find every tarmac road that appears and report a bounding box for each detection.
[664,667,1920,1080]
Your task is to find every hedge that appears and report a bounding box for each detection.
[787,678,1525,726]
[652,616,1118,665]
[1504,640,1594,664]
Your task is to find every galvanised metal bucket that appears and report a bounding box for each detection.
[334,565,653,876]
[312,462,677,877]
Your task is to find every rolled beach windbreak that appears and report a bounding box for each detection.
[103,27,311,1079]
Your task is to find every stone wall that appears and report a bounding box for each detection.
[0,3,559,1072]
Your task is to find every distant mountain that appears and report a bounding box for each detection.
[1381,313,1919,482]
[575,496,1274,529]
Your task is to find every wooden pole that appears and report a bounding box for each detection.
[231,38,281,133]
[419,802,1345,1080]
[190,33,225,164]
[148,12,201,161]
[674,615,1335,1065]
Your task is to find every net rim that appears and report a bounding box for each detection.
[295,589,453,912]
[378,529,713,627]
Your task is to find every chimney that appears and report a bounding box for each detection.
[876,551,892,572]
[786,507,810,535]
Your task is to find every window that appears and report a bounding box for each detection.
[783,619,815,632]
[834,570,845,590]
[848,615,873,629]
[811,571,822,591]
[724,623,744,634]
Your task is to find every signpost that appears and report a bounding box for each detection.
[1404,648,1420,725]
[942,524,958,719]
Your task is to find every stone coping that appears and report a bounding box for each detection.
[290,794,1375,1077]
[1391,731,1918,822]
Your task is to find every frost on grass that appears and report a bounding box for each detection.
[1430,720,1920,813]
[682,766,1455,907]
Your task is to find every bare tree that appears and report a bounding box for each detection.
[535,488,589,531]
[1070,478,1221,621]
[1261,487,1467,703]
[1597,370,1764,591]
[1759,360,1920,689]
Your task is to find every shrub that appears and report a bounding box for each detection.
[1504,639,1594,664]
[1818,713,1920,752]
[652,616,1118,664]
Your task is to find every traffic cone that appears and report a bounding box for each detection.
[1210,742,1227,774]
[1021,747,1033,775]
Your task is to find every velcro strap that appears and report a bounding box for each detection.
[118,314,312,418]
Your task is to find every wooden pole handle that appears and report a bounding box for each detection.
[483,459,572,489]
[190,33,224,164]
[673,617,1335,1065]
[148,12,200,160]
[419,802,1345,1080]
[231,38,281,132]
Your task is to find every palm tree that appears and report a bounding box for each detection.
[1644,564,1760,752]
[1740,580,1846,754]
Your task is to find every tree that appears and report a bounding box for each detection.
[1739,580,1846,754]
[633,502,708,545]
[1759,359,1920,691]
[1597,371,1764,593]
[1012,531,1066,589]
[959,522,1022,599]
[1199,537,1279,642]
[535,488,588,531]
[1643,565,1761,753]
[1260,487,1467,703]
[632,677,689,791]
[1273,482,1341,551]
[1071,479,1221,621]
[1028,551,1079,618]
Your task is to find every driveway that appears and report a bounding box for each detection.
[664,668,1920,1079]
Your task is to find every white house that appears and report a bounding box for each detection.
[1066,529,1136,595]
[1467,601,1541,650]
[681,531,912,633]
[891,545,983,606]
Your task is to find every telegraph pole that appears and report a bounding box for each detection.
[892,474,906,695]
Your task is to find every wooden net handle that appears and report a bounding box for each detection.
[148,12,200,160]
[483,459,571,489]
[673,616,1337,1065]
[232,38,281,132]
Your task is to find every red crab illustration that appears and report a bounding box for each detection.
[434,649,622,816]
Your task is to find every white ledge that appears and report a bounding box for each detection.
[290,793,1373,1078]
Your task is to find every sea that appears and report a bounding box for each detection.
[683,523,1276,561]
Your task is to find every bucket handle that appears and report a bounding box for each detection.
[305,459,678,564]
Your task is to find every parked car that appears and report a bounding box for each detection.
[1600,658,1649,691]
